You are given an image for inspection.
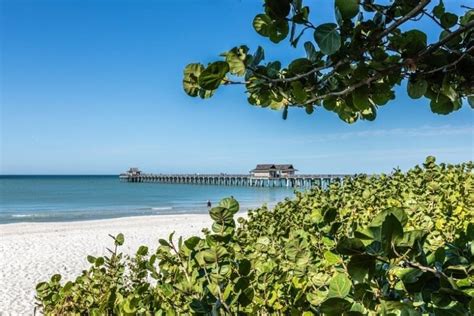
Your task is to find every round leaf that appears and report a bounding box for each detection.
[328,273,352,298]
[335,0,359,20]
[265,0,291,20]
[314,23,341,55]
[407,79,428,99]
[440,13,458,28]
[198,61,229,90]
[320,297,352,314]
[253,14,272,37]
[115,233,125,246]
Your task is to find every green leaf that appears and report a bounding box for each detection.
[430,94,455,114]
[269,19,289,43]
[401,30,427,55]
[115,233,125,246]
[396,230,427,248]
[256,236,271,246]
[335,0,359,20]
[320,297,352,314]
[468,96,474,108]
[352,86,371,111]
[370,208,408,227]
[282,106,288,120]
[238,287,254,307]
[291,81,307,104]
[251,46,265,67]
[288,58,312,74]
[198,61,229,90]
[393,267,423,284]
[381,214,403,257]
[324,251,342,265]
[348,255,375,283]
[136,245,148,256]
[224,46,248,76]
[441,13,458,28]
[238,259,251,276]
[433,0,445,19]
[304,41,318,62]
[314,23,341,55]
[328,273,352,298]
[360,106,377,121]
[94,257,104,266]
[407,79,428,99]
[219,197,239,214]
[265,0,291,20]
[336,237,366,255]
[201,249,217,263]
[307,290,327,306]
[158,239,170,247]
[183,63,204,97]
[87,255,96,264]
[184,236,200,250]
[372,83,394,105]
[253,14,272,37]
[51,274,61,283]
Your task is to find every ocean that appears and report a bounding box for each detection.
[0,176,295,224]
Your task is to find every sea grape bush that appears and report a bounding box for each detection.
[36,157,474,315]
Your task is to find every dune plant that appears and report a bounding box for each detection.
[36,157,474,315]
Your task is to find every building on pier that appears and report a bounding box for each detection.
[250,164,297,178]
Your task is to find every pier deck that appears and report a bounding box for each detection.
[119,173,349,188]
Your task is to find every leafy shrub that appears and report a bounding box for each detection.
[36,157,474,315]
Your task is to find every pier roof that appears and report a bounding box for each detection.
[253,164,276,171]
[275,164,296,170]
[251,164,297,171]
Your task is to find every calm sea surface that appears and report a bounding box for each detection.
[0,176,294,224]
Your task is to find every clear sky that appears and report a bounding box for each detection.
[1,0,472,175]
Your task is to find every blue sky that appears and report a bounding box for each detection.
[1,0,472,175]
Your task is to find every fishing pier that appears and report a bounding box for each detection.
[120,165,349,189]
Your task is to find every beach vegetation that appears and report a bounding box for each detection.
[36,157,474,314]
[183,0,474,122]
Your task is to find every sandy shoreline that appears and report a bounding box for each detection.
[0,213,224,315]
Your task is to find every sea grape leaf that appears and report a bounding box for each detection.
[347,255,375,283]
[314,23,341,55]
[328,273,352,298]
[320,297,352,314]
[198,61,229,90]
[408,79,428,99]
[381,214,403,257]
[219,197,239,214]
[335,0,359,20]
[115,233,125,246]
[336,237,366,255]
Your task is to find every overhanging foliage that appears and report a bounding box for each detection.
[183,0,474,122]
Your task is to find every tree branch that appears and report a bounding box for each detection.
[247,60,345,84]
[304,65,400,104]
[421,46,474,75]
[422,10,452,33]
[375,0,431,41]
[420,20,474,57]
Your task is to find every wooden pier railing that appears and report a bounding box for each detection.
[119,173,350,188]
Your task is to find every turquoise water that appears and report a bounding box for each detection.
[0,176,294,224]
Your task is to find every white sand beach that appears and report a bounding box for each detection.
[0,214,218,315]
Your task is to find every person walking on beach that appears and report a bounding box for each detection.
[207,200,212,208]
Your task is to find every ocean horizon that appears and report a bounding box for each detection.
[0,175,295,224]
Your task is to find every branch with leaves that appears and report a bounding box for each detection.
[183,0,474,122]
